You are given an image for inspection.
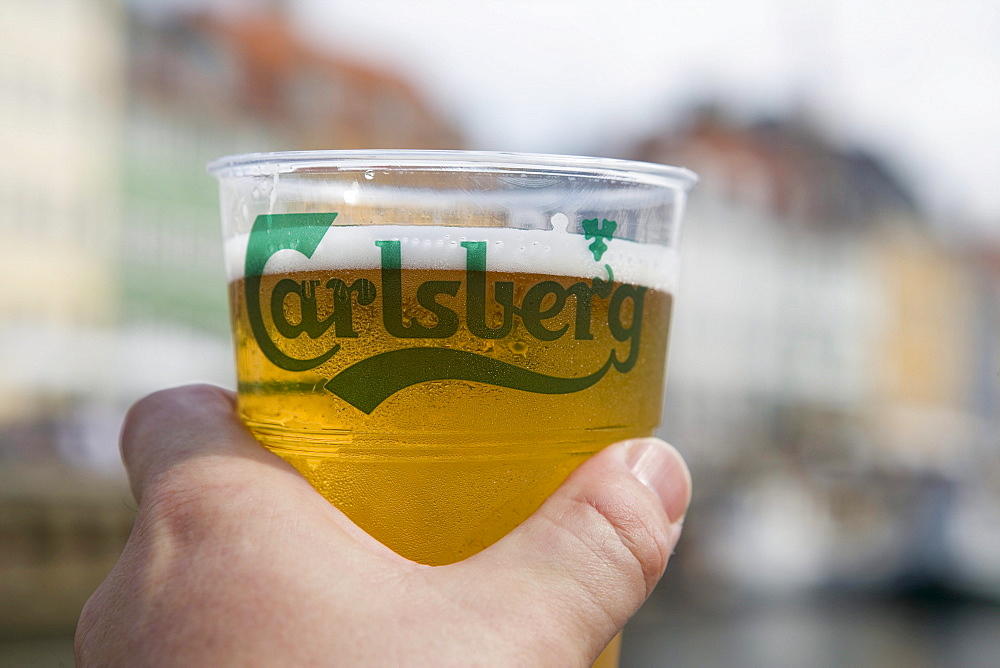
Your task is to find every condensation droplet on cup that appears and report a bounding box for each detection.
[508,340,528,356]
[364,169,375,180]
[269,172,280,212]
[344,181,360,205]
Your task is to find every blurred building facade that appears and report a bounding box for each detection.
[633,108,1000,599]
[1,1,464,640]
[0,0,123,438]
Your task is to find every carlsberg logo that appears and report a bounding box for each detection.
[245,213,645,413]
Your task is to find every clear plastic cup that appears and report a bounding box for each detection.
[209,149,696,664]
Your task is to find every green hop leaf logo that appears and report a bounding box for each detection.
[582,218,617,261]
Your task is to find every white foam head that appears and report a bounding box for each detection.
[226,223,677,292]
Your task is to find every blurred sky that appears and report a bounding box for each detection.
[139,0,1000,237]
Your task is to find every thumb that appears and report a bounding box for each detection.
[456,438,690,659]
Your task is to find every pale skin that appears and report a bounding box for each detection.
[75,385,691,667]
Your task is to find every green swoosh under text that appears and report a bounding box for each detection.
[324,347,614,414]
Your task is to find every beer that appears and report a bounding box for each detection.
[227,222,674,566]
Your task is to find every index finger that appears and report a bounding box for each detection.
[119,384,300,504]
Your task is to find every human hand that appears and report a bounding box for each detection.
[75,385,691,666]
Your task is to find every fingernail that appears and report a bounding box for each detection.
[624,438,692,524]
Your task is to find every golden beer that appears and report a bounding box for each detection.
[229,265,672,565]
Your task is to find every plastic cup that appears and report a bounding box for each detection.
[209,150,696,665]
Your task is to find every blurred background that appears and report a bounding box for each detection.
[2,0,998,665]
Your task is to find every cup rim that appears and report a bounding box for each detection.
[206,149,698,191]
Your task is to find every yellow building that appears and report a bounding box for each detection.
[871,223,975,469]
[0,0,123,423]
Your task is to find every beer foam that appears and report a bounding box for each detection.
[225,225,678,291]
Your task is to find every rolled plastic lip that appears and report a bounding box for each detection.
[206,149,699,193]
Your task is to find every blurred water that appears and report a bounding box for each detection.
[624,591,1000,668]
[4,593,999,667]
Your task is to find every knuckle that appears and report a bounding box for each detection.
[139,459,244,544]
[120,385,236,490]
[125,386,195,425]
[120,387,202,459]
[123,385,231,437]
[120,391,169,462]
[578,481,673,597]
[140,477,210,543]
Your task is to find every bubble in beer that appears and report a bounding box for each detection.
[364,169,375,180]
[508,340,528,356]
